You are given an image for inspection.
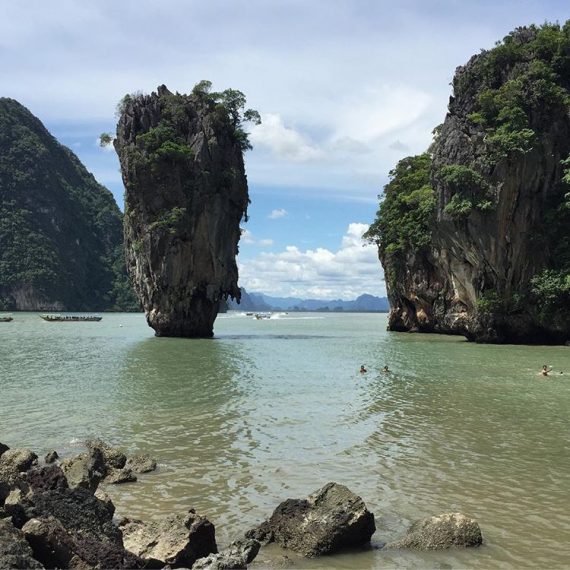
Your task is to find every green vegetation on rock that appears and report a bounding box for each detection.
[364,154,435,277]
[439,165,494,218]
[0,98,138,311]
[463,23,570,164]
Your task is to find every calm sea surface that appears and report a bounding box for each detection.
[1,311,570,568]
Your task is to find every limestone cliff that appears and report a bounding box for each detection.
[368,24,570,344]
[114,84,252,337]
[0,98,137,311]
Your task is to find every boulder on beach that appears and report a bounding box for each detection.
[120,508,217,567]
[0,518,44,569]
[0,448,38,503]
[388,512,483,550]
[60,448,105,493]
[104,467,137,485]
[24,465,68,494]
[43,451,58,465]
[17,487,121,545]
[86,438,127,470]
[22,516,145,569]
[192,539,260,570]
[246,482,376,557]
[0,443,9,458]
[125,454,157,474]
[0,449,38,481]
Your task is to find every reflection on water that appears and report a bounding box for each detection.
[1,312,570,567]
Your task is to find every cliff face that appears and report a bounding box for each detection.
[373,24,570,344]
[114,85,250,337]
[0,98,137,311]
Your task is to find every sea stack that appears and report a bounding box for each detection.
[368,24,570,344]
[114,84,252,337]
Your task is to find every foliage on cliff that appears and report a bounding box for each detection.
[0,98,138,311]
[364,153,435,274]
[104,81,260,176]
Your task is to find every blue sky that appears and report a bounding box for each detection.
[2,0,569,298]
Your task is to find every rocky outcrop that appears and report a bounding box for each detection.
[43,451,58,465]
[246,482,375,557]
[0,518,44,569]
[388,513,482,550]
[0,98,137,312]
[60,449,105,493]
[104,467,137,485]
[193,539,260,570]
[114,84,251,337]
[120,509,217,567]
[125,454,157,474]
[86,438,127,470]
[375,25,570,344]
[0,448,38,502]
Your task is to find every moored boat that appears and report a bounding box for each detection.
[0,316,13,322]
[40,315,102,322]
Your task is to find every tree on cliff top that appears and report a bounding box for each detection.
[192,80,261,151]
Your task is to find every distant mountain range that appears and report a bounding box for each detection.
[228,288,389,312]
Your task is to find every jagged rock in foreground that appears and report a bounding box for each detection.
[246,482,375,557]
[114,84,252,337]
[86,438,127,470]
[125,454,157,474]
[370,24,570,344]
[388,513,482,550]
[192,538,260,570]
[60,449,105,493]
[0,518,44,569]
[120,509,217,567]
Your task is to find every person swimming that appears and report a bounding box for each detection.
[382,365,389,373]
[541,364,552,376]
[360,365,367,373]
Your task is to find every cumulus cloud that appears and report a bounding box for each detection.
[238,223,385,299]
[268,208,287,219]
[249,113,323,162]
[241,229,273,248]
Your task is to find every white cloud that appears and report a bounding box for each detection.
[249,114,323,162]
[241,229,273,248]
[238,223,385,299]
[268,208,287,219]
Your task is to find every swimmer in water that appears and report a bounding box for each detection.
[382,365,389,373]
[541,364,552,376]
[360,365,367,373]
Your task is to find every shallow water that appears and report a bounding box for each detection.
[1,311,569,568]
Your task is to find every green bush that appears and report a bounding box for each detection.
[464,24,570,165]
[439,164,494,217]
[476,291,504,314]
[443,195,473,219]
[364,154,435,266]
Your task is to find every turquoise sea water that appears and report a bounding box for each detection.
[1,311,570,568]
